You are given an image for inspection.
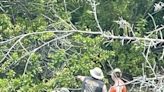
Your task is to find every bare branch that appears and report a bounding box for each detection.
[88,0,103,33]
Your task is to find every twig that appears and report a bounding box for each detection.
[22,33,73,75]
[88,0,103,33]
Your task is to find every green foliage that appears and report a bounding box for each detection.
[135,18,147,36]
[0,0,163,91]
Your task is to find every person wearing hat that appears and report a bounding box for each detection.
[76,67,107,92]
[108,68,127,92]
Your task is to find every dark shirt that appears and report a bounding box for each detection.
[81,77,104,92]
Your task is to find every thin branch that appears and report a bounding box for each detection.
[88,0,103,33]
[148,13,157,29]
[1,29,164,45]
[63,0,67,12]
[147,25,164,37]
[142,42,156,77]
[0,36,24,64]
[22,33,73,75]
[19,41,28,53]
[160,48,164,60]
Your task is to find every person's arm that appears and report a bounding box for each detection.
[122,86,127,92]
[102,85,107,92]
[109,86,115,92]
[76,75,85,81]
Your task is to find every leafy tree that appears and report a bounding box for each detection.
[0,0,164,91]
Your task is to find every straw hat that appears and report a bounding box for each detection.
[90,67,104,80]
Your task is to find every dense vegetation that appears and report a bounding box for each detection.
[0,0,164,91]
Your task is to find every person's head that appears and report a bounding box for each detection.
[111,68,122,80]
[90,67,104,80]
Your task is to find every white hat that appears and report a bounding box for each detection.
[52,88,70,92]
[90,67,104,80]
[60,88,70,92]
[111,68,122,76]
[113,68,121,73]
